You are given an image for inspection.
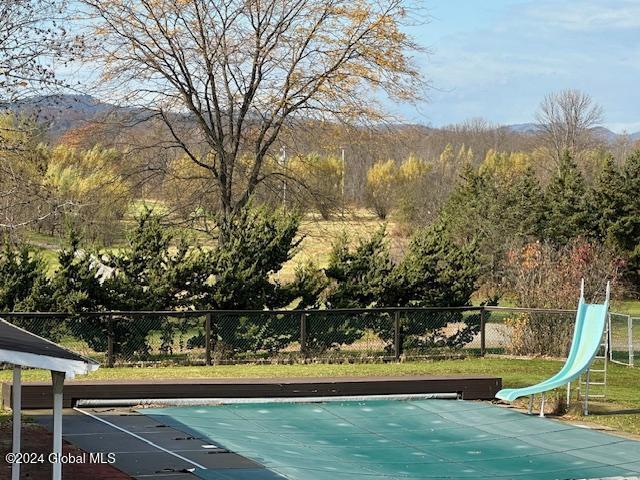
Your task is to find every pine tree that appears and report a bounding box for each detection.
[544,151,590,245]
[371,222,481,351]
[392,222,480,308]
[437,164,488,243]
[190,205,304,354]
[609,150,640,286]
[68,210,198,355]
[195,206,302,311]
[52,230,104,313]
[324,226,393,309]
[0,242,53,312]
[589,154,625,243]
[0,242,57,338]
[502,167,546,241]
[316,227,393,352]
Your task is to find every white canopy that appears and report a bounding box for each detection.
[0,317,100,480]
[0,318,99,378]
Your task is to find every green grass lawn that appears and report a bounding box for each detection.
[613,300,640,317]
[1,358,639,434]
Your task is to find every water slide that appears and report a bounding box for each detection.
[496,280,610,404]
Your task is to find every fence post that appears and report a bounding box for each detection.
[629,316,634,367]
[480,307,487,357]
[394,311,401,361]
[300,312,307,358]
[107,315,115,368]
[205,313,212,366]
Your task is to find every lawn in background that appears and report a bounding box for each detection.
[614,300,640,317]
[1,358,639,435]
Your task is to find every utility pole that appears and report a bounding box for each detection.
[280,146,287,210]
[340,146,346,217]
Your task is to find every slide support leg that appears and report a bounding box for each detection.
[584,369,590,416]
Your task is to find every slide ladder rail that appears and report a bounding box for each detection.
[578,315,609,415]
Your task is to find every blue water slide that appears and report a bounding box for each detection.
[496,281,610,402]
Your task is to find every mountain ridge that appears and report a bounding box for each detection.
[8,94,640,142]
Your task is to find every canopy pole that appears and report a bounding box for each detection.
[51,371,65,480]
[11,366,21,480]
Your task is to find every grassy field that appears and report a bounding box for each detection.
[613,300,640,317]
[25,210,396,282]
[1,358,638,434]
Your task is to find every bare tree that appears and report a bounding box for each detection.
[0,0,85,233]
[80,0,425,239]
[0,0,82,108]
[535,89,604,166]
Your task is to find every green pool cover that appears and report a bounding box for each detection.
[143,399,640,480]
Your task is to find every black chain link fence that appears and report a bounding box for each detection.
[0,307,591,367]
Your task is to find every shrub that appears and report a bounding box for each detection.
[0,241,60,339]
[189,206,304,356]
[383,223,481,352]
[504,240,623,356]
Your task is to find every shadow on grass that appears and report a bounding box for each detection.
[594,408,640,416]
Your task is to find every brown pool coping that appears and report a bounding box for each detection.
[2,375,502,409]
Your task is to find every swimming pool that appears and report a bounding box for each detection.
[143,399,640,480]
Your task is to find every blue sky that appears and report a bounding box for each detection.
[400,0,640,132]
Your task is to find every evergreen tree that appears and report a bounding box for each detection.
[195,206,302,310]
[392,222,480,308]
[102,210,193,311]
[437,164,488,243]
[312,227,393,352]
[324,227,393,309]
[52,231,104,313]
[544,151,590,245]
[0,242,53,312]
[589,154,625,243]
[0,242,57,338]
[60,211,198,356]
[501,167,546,241]
[609,150,640,286]
[373,222,481,351]
[191,206,304,355]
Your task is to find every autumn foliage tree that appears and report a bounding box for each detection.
[81,0,425,240]
[504,240,622,356]
[366,159,397,219]
[288,154,344,219]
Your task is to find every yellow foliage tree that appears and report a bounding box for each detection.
[396,154,431,225]
[366,159,397,219]
[481,150,532,179]
[288,154,344,219]
[42,144,131,243]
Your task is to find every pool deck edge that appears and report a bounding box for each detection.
[2,375,502,409]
